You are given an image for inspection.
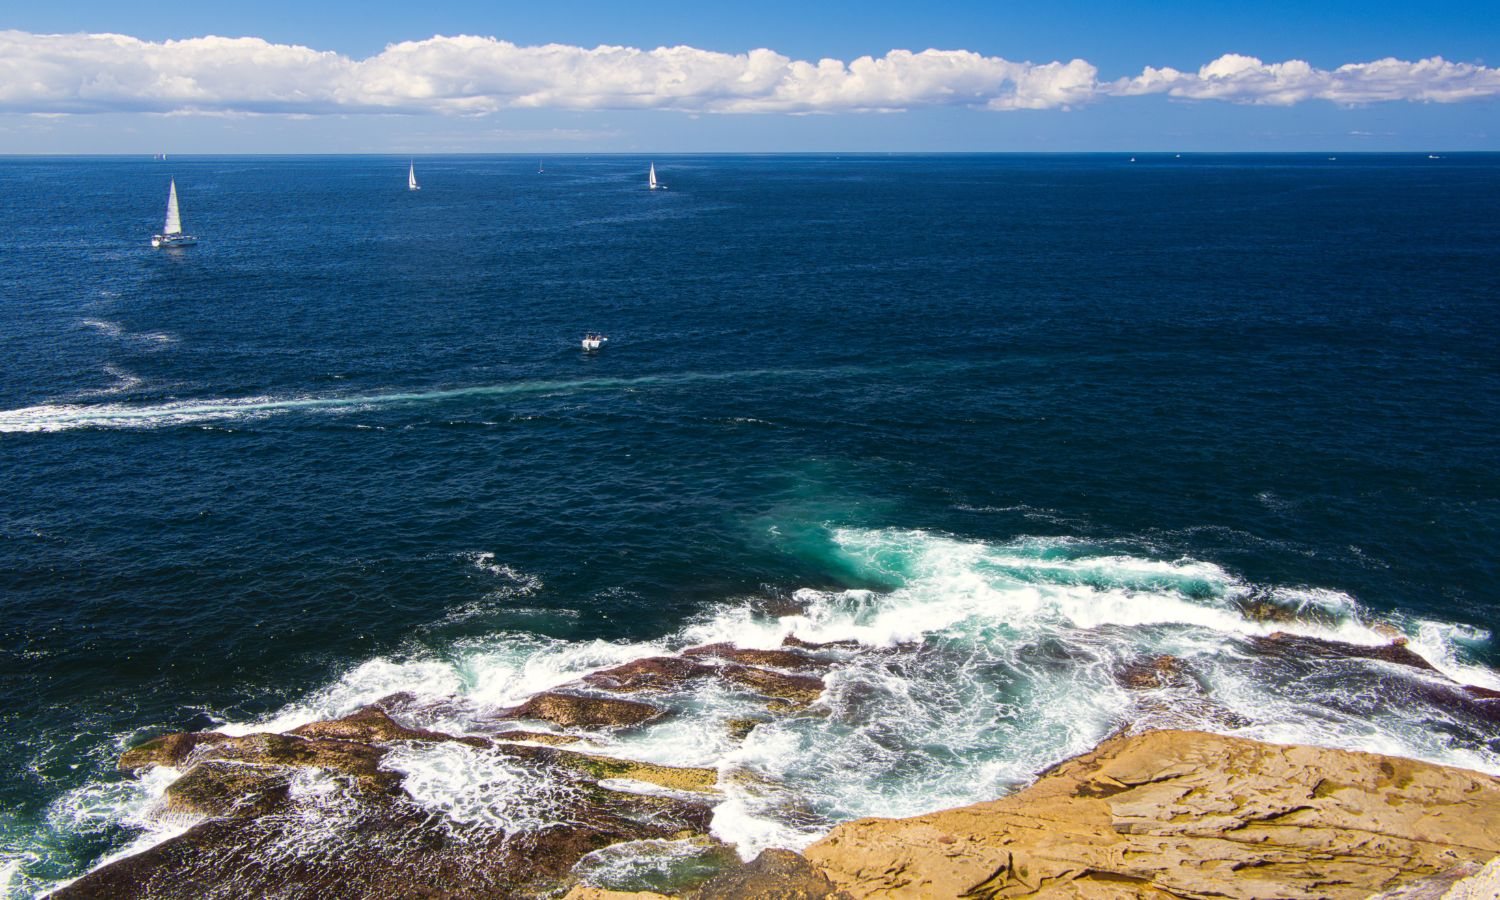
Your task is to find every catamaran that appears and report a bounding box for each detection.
[408,161,420,191]
[648,162,664,190]
[151,178,196,248]
[581,333,608,352]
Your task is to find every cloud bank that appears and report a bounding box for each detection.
[1,30,1496,117]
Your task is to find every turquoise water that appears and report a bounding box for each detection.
[1,154,1497,895]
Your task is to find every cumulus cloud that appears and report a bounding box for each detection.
[0,30,1496,117]
[1110,53,1500,106]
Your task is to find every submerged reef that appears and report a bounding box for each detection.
[56,633,1500,899]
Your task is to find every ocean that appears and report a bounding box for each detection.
[2,153,1497,896]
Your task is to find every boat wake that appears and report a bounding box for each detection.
[0,368,851,434]
[32,526,1496,896]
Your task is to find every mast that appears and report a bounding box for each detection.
[163,179,182,235]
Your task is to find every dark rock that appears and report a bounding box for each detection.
[487,728,582,745]
[1251,632,1439,672]
[119,732,230,772]
[495,742,719,794]
[781,635,860,651]
[190,732,399,793]
[685,643,829,671]
[1115,655,1191,691]
[726,716,769,740]
[581,656,718,692]
[291,705,489,747]
[718,665,825,705]
[162,762,291,819]
[498,692,665,728]
[685,848,833,899]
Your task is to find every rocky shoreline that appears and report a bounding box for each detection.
[53,632,1500,899]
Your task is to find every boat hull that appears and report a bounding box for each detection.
[152,234,197,248]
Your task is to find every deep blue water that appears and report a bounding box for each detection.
[2,154,1498,894]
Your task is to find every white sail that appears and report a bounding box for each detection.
[648,162,657,190]
[163,179,182,235]
[408,161,419,190]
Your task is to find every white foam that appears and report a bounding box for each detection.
[67,525,1500,887]
[382,742,579,832]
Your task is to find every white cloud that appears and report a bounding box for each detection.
[1110,53,1500,106]
[0,31,1496,117]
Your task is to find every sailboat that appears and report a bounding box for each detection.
[538,159,545,174]
[648,162,665,190]
[408,160,420,191]
[151,178,196,248]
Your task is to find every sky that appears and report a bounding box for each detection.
[1,0,1497,153]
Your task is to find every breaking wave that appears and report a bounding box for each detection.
[39,526,1500,892]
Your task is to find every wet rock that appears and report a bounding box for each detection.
[725,716,769,740]
[718,664,825,706]
[685,848,833,899]
[488,728,582,745]
[497,743,719,794]
[684,643,829,671]
[1114,654,1191,691]
[1252,632,1440,672]
[162,762,291,819]
[56,780,706,900]
[499,691,666,728]
[1234,595,1302,623]
[291,705,489,747]
[119,732,230,772]
[805,729,1500,900]
[782,635,861,651]
[189,732,399,793]
[581,656,718,692]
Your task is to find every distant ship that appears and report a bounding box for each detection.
[151,178,196,248]
[408,161,420,191]
[1428,154,1442,160]
[581,333,608,352]
[153,152,167,161]
[538,159,545,174]
[648,162,665,190]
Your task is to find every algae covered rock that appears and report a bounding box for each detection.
[684,643,830,671]
[582,656,719,692]
[500,691,666,728]
[290,705,489,747]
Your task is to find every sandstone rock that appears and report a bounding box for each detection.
[1252,631,1439,672]
[582,656,718,692]
[804,729,1500,899]
[500,691,666,728]
[685,643,829,671]
[563,889,672,900]
[290,705,489,747]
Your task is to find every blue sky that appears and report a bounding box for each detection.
[3,1,1497,152]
